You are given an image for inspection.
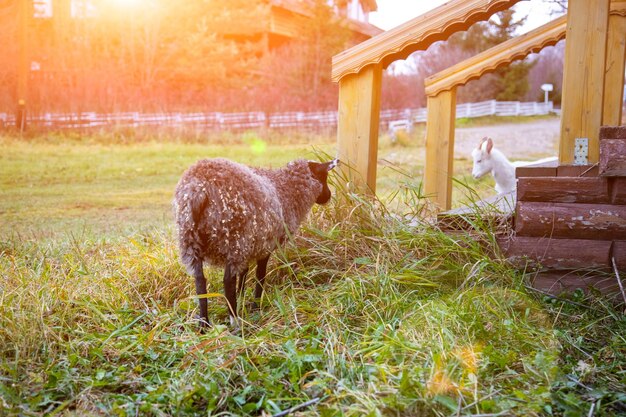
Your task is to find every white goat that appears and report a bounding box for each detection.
[471,137,516,194]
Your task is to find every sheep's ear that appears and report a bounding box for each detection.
[309,159,339,175]
[486,138,493,154]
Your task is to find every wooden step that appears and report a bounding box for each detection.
[515,163,599,178]
[528,270,620,296]
[517,177,610,204]
[437,192,515,231]
[497,236,612,270]
[515,201,626,240]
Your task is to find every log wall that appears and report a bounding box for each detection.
[498,124,626,295]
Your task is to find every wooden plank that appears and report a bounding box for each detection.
[331,0,522,82]
[515,166,557,178]
[516,201,626,240]
[336,63,382,194]
[602,12,626,125]
[600,125,626,139]
[517,177,610,203]
[613,241,626,270]
[498,236,612,269]
[438,192,514,231]
[559,0,610,164]
[557,165,599,177]
[529,270,619,295]
[599,139,626,176]
[424,89,457,210]
[612,178,626,204]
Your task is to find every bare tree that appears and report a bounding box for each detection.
[543,0,567,14]
[524,40,565,105]
[0,1,18,113]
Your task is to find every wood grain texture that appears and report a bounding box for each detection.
[611,178,626,204]
[610,0,626,17]
[556,165,599,177]
[331,0,522,82]
[515,166,557,178]
[530,270,619,295]
[515,201,626,240]
[559,0,611,164]
[613,241,626,270]
[336,64,382,194]
[425,15,566,97]
[517,177,610,203]
[599,139,626,176]
[498,236,612,269]
[424,90,457,210]
[602,14,626,125]
[600,125,626,139]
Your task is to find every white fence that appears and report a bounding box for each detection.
[0,100,557,131]
[454,100,555,119]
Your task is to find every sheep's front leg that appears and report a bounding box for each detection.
[193,262,210,329]
[237,267,249,297]
[253,256,270,306]
[223,264,238,327]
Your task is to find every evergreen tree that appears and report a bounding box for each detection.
[447,9,534,102]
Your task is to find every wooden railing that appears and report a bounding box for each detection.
[424,15,568,97]
[332,0,522,81]
[332,0,523,196]
[332,0,625,212]
[422,15,568,210]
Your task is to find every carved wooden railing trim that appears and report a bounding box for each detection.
[424,15,567,97]
[331,0,522,82]
[611,0,626,16]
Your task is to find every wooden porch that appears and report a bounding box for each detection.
[332,0,626,294]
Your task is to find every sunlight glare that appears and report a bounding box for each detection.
[110,0,144,9]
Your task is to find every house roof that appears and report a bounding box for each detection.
[270,0,378,16]
[345,18,383,38]
[360,0,377,12]
[269,0,382,38]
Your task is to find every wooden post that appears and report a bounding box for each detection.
[559,0,610,164]
[602,10,626,126]
[424,89,456,210]
[17,0,29,131]
[336,63,382,194]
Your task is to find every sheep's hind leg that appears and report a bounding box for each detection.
[192,262,210,329]
[252,256,270,309]
[223,264,239,328]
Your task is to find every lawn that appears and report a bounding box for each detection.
[1,130,624,416]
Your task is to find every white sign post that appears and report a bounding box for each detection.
[541,83,554,105]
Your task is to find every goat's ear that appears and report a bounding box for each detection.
[486,138,493,154]
[478,137,488,150]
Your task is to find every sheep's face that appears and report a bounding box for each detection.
[308,159,338,204]
[472,137,494,179]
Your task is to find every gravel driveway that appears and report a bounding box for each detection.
[454,118,560,161]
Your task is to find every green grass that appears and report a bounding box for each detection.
[0,133,334,238]
[1,131,625,416]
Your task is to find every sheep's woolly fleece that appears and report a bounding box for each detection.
[174,158,323,275]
